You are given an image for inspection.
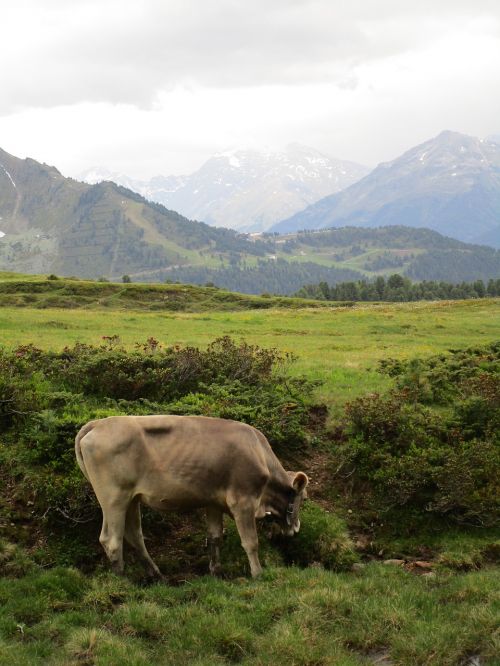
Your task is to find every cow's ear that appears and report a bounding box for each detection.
[292,472,308,493]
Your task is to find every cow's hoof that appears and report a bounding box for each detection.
[145,568,166,583]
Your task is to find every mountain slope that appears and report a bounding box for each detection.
[144,226,500,294]
[0,147,271,278]
[79,144,369,232]
[271,131,500,246]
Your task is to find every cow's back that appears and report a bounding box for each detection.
[77,415,271,510]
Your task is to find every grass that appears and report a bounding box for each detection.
[0,297,498,408]
[0,277,499,664]
[0,274,341,312]
[0,563,498,665]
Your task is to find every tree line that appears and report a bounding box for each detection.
[294,274,500,302]
[161,258,363,295]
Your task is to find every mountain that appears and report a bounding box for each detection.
[79,144,369,232]
[1,147,498,293]
[0,147,272,279]
[81,167,188,204]
[271,131,500,247]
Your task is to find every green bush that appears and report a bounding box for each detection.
[274,502,357,570]
[10,336,294,402]
[336,344,500,529]
[378,341,500,405]
[168,379,316,450]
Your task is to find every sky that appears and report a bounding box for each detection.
[1,0,499,179]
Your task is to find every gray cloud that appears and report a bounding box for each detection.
[1,0,499,177]
[2,0,499,113]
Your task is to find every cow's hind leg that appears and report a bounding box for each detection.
[206,506,223,575]
[124,497,163,580]
[230,501,262,578]
[99,498,128,575]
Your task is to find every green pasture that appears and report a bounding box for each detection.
[1,290,499,665]
[0,298,498,408]
[0,562,498,666]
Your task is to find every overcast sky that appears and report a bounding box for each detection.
[1,0,499,179]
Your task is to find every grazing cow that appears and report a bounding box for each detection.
[75,415,308,578]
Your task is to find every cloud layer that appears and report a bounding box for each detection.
[1,0,499,176]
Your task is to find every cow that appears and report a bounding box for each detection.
[75,415,308,578]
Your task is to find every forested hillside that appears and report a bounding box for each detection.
[161,227,500,294]
[0,147,271,277]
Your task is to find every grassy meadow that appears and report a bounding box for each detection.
[0,296,498,409]
[0,277,499,665]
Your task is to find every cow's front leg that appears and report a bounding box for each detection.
[231,503,262,578]
[206,506,223,575]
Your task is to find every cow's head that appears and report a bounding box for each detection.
[281,471,309,536]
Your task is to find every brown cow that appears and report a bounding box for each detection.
[75,415,308,578]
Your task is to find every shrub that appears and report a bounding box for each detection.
[429,438,500,525]
[454,372,500,439]
[275,502,357,570]
[336,343,500,529]
[168,379,317,451]
[378,342,500,405]
[10,336,296,403]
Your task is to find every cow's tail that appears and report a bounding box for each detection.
[75,421,96,483]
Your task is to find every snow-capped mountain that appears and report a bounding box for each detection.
[271,131,500,247]
[79,168,188,202]
[78,145,369,232]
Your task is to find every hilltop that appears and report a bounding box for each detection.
[0,272,346,312]
[0,147,271,278]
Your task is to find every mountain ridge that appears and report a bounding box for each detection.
[1,145,499,293]
[78,144,369,232]
[271,131,500,247]
[0,147,273,278]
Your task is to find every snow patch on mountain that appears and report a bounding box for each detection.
[0,164,17,189]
